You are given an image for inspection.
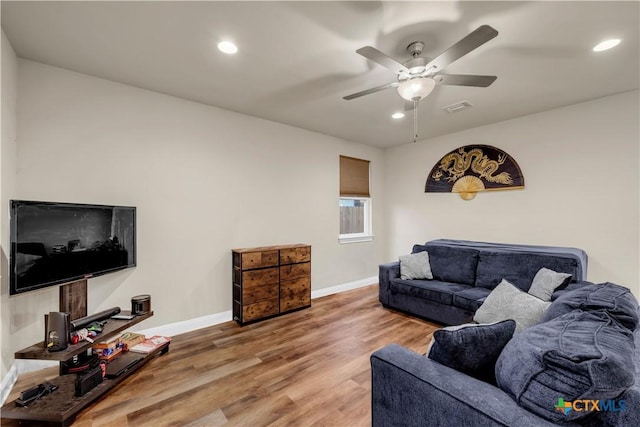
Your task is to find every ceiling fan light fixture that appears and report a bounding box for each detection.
[397,77,436,101]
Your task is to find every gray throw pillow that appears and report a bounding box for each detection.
[474,279,551,333]
[427,320,516,384]
[528,267,572,301]
[399,251,433,280]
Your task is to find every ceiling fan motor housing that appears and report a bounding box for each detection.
[401,56,432,78]
[406,41,425,57]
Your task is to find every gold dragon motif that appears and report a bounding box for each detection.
[432,147,513,185]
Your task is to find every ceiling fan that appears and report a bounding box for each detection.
[343,25,499,104]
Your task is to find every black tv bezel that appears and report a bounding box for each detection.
[9,200,137,295]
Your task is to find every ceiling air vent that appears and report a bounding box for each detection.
[442,100,473,113]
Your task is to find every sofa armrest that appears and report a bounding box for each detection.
[371,344,569,427]
[379,261,400,306]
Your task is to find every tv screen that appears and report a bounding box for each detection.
[10,200,136,295]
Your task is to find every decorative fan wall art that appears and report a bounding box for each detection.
[425,144,524,200]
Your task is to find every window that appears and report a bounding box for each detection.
[339,156,373,243]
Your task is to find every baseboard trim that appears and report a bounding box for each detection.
[311,276,377,299]
[133,276,378,336]
[133,310,233,337]
[0,364,18,405]
[1,275,378,404]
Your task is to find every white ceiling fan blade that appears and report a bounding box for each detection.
[356,46,410,75]
[343,81,400,100]
[434,74,497,87]
[423,25,498,74]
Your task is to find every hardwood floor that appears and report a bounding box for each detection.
[5,285,438,426]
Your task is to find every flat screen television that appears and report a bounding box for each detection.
[9,200,136,295]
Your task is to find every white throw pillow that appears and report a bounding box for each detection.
[474,279,551,333]
[399,251,433,280]
[528,267,572,301]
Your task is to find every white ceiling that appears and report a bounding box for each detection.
[2,1,638,148]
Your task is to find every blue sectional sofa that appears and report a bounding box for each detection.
[371,282,640,426]
[378,239,591,325]
[373,240,639,426]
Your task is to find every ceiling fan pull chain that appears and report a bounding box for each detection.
[413,99,419,142]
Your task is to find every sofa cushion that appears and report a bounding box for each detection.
[389,279,471,305]
[412,244,479,286]
[528,267,572,301]
[543,282,639,331]
[495,310,636,423]
[550,281,589,301]
[399,251,433,280]
[474,280,550,332]
[475,251,579,291]
[452,287,491,312]
[427,320,516,384]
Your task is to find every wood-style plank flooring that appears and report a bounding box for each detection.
[5,285,438,426]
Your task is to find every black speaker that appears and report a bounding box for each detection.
[47,312,70,352]
[75,365,103,397]
[131,295,151,315]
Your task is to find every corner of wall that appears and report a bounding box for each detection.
[1,28,19,382]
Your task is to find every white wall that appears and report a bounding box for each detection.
[5,60,385,361]
[384,90,640,296]
[5,58,639,378]
[1,30,19,380]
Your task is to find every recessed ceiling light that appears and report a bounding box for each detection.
[218,41,238,54]
[392,112,405,119]
[593,38,621,52]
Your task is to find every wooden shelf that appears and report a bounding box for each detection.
[15,311,154,361]
[2,310,168,427]
[1,342,169,427]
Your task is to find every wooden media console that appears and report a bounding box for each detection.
[1,312,168,427]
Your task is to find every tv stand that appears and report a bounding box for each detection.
[59,279,88,321]
[1,312,168,427]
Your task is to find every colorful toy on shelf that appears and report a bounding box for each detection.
[71,328,97,344]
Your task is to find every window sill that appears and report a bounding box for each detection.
[339,235,374,244]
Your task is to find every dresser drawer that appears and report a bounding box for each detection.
[280,262,310,281]
[241,250,279,269]
[280,277,311,312]
[243,299,278,322]
[243,283,278,305]
[280,246,311,265]
[242,267,279,288]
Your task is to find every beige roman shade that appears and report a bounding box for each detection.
[340,155,370,197]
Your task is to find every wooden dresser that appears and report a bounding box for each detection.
[232,244,311,325]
